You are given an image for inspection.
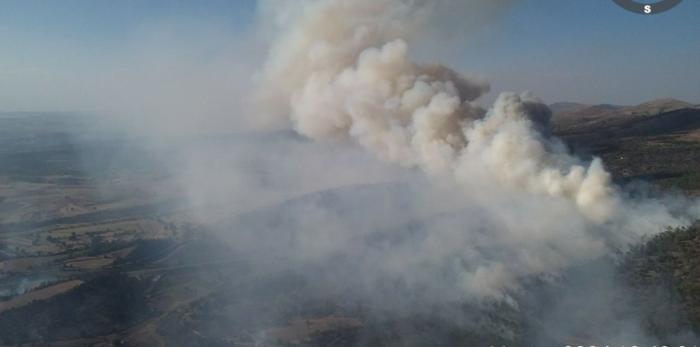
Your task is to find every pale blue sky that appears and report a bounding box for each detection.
[0,0,698,112]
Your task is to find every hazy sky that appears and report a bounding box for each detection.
[0,0,698,112]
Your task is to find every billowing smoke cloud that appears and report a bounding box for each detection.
[254,0,699,300]
[256,0,616,221]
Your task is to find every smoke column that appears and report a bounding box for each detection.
[255,0,699,299]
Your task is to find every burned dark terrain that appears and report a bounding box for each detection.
[0,100,699,346]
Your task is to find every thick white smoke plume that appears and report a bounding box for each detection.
[257,0,616,222]
[255,0,698,299]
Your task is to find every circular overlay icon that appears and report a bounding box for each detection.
[612,0,683,14]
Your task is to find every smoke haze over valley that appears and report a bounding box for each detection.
[0,1,699,346]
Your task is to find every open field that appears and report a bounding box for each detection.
[0,280,83,313]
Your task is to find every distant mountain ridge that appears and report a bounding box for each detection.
[548,102,589,114]
[548,97,700,195]
[550,98,699,135]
